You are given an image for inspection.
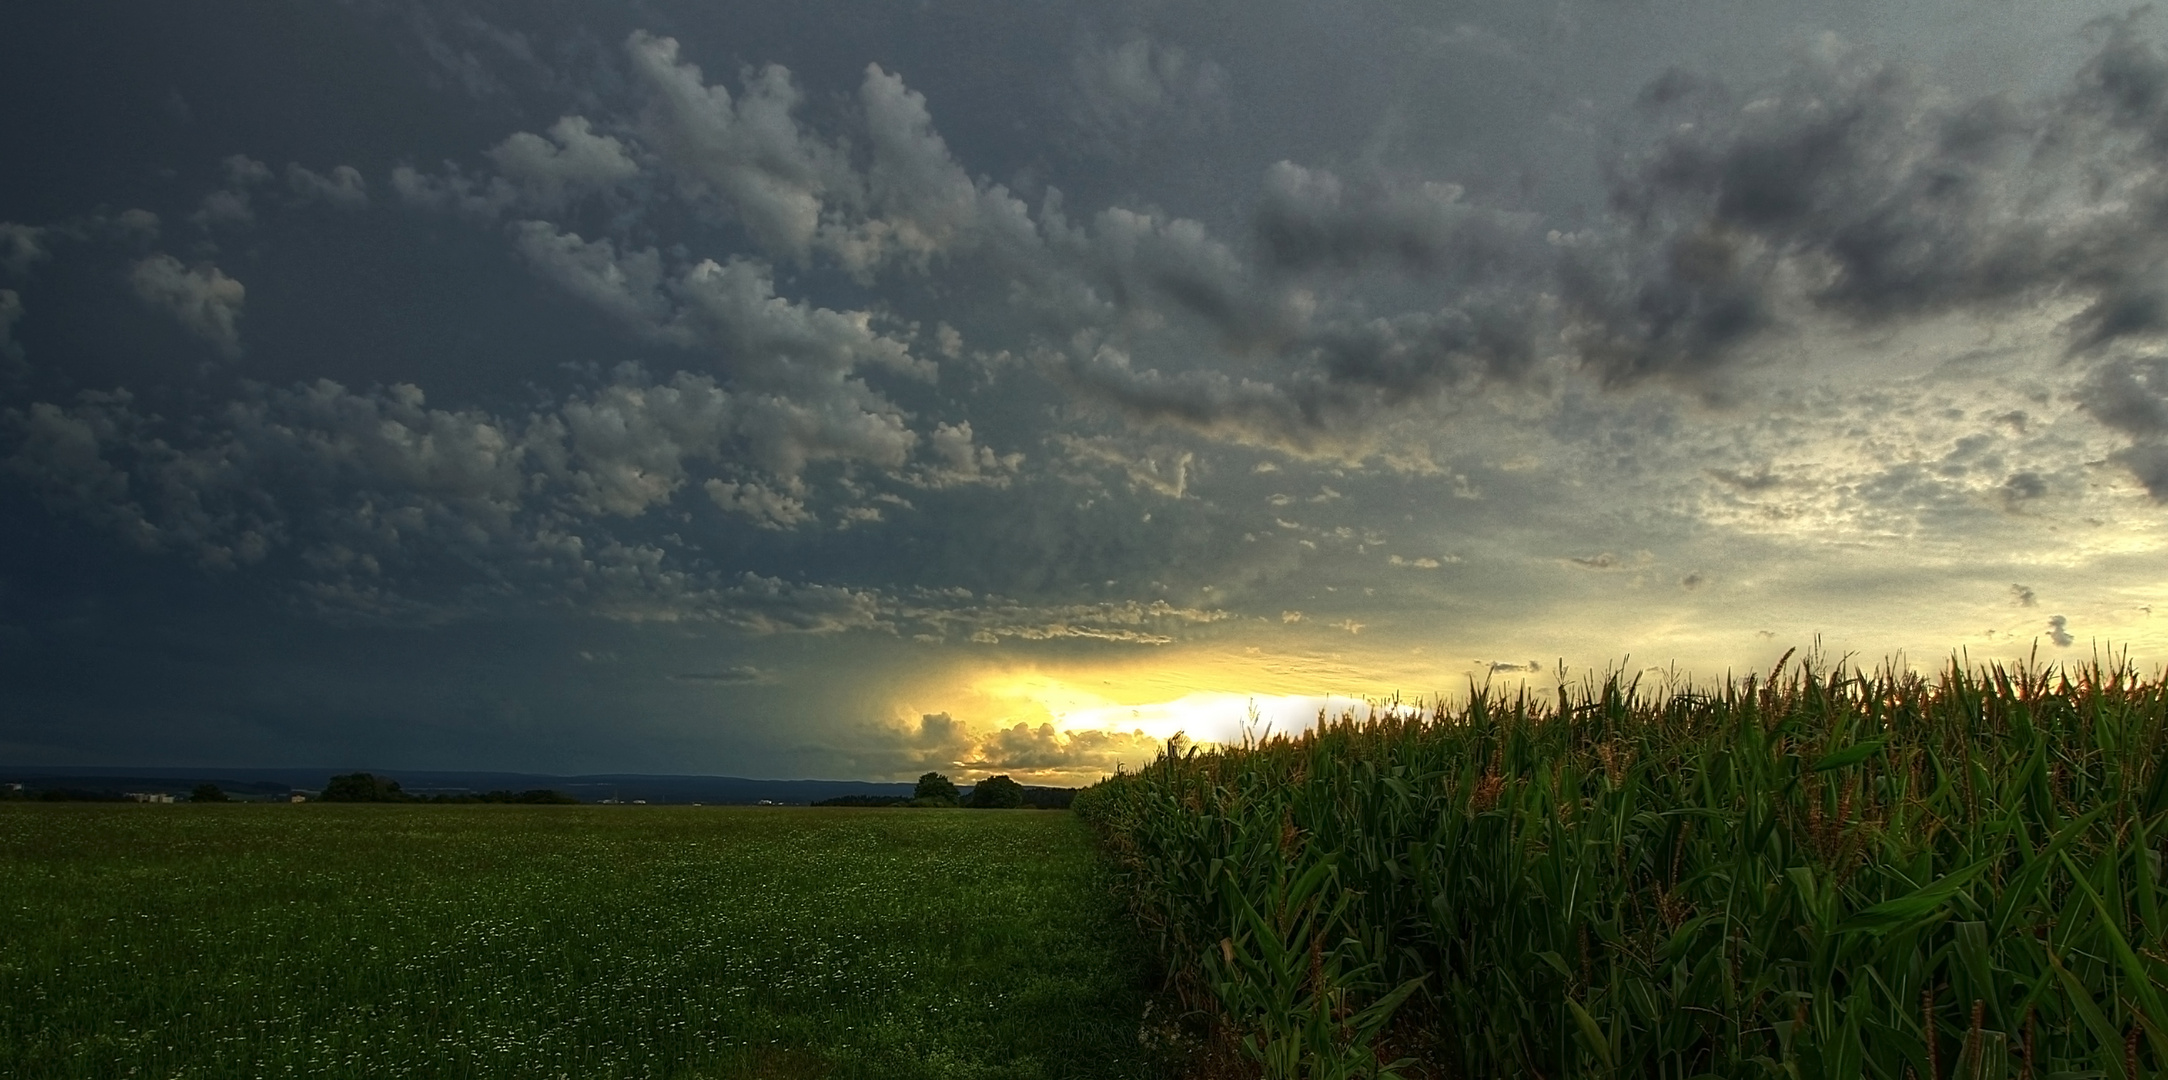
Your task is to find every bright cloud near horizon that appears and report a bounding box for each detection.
[6,0,2168,784]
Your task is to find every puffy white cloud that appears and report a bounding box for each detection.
[619,36,1035,276]
[557,373,734,516]
[285,164,370,209]
[704,478,813,528]
[107,209,160,242]
[625,31,852,263]
[0,224,49,277]
[389,162,518,218]
[191,155,276,228]
[128,254,245,355]
[1053,205,1277,341]
[853,711,1165,782]
[910,421,1021,488]
[672,255,925,382]
[504,230,932,487]
[485,117,638,210]
[193,190,254,227]
[959,720,1166,775]
[229,380,535,509]
[666,256,925,479]
[222,154,273,186]
[841,64,1038,271]
[509,222,679,338]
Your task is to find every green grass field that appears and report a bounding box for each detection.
[0,804,1172,1080]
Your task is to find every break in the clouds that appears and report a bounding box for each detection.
[5,0,2168,782]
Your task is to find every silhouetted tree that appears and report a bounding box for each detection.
[912,772,959,806]
[190,783,228,803]
[966,774,1025,808]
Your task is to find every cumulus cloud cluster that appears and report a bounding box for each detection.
[194,154,369,228]
[17,14,2168,656]
[0,372,1210,636]
[351,21,2168,496]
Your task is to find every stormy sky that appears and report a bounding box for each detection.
[7,0,2168,782]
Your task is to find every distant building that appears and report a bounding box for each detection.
[124,792,174,803]
[289,793,307,803]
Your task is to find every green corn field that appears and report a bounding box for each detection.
[1076,650,2168,1079]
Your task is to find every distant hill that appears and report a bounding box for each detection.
[0,767,924,805]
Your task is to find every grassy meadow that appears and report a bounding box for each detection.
[0,805,1170,1080]
[1078,655,2168,1079]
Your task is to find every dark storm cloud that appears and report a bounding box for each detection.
[1998,471,2049,510]
[2080,356,2168,499]
[1030,161,1551,454]
[1305,305,1538,400]
[2082,357,2168,438]
[1047,23,2168,448]
[360,15,2168,476]
[1578,19,2168,384]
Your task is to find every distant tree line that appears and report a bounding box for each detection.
[810,773,1077,809]
[318,773,578,803]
